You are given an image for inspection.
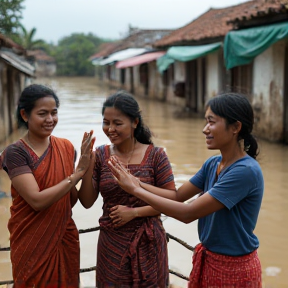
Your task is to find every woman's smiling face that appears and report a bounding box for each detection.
[202,106,236,151]
[23,96,58,138]
[102,107,137,145]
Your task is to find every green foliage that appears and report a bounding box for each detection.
[54,33,108,76]
[0,0,24,36]
[0,0,113,77]
[16,25,45,49]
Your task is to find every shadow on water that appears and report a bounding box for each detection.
[0,77,287,288]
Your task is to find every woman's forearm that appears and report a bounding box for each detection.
[134,205,160,217]
[139,182,178,200]
[78,174,98,208]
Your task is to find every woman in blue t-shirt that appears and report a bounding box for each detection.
[108,92,264,288]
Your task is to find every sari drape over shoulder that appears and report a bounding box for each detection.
[2,136,80,288]
[94,145,175,288]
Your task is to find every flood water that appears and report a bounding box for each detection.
[0,77,287,288]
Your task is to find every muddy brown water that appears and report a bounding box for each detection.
[0,77,287,287]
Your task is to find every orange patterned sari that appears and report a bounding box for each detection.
[5,136,79,288]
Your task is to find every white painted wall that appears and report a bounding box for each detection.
[167,61,186,106]
[206,51,220,99]
[253,40,285,141]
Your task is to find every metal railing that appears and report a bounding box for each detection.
[0,225,194,286]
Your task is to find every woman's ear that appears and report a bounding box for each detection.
[20,109,28,123]
[133,118,139,129]
[233,121,242,134]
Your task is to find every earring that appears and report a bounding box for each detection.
[244,145,250,152]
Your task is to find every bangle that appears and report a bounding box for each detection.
[68,175,73,184]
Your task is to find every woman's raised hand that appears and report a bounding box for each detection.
[108,156,140,194]
[76,130,95,177]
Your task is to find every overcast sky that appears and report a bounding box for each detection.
[21,0,249,44]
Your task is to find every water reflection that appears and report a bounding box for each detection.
[0,77,287,287]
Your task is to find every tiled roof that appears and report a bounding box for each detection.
[27,50,55,62]
[94,29,174,58]
[89,42,119,60]
[154,0,288,47]
[114,29,174,51]
[227,0,288,24]
[0,33,25,52]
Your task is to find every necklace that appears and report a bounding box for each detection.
[110,140,137,172]
[24,133,50,156]
[24,133,38,155]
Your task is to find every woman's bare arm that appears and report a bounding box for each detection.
[11,131,94,211]
[78,151,99,208]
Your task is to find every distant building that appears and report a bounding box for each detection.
[0,34,35,143]
[27,49,56,77]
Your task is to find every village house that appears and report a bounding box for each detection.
[0,33,35,144]
[223,0,288,143]
[93,0,288,143]
[91,26,173,96]
[26,49,56,77]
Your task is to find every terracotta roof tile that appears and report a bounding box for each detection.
[27,50,55,62]
[89,42,120,60]
[154,0,288,47]
[0,33,25,52]
[94,29,174,58]
[227,0,288,24]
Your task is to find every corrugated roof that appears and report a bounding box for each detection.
[154,0,288,47]
[0,49,35,76]
[116,51,165,69]
[99,48,149,65]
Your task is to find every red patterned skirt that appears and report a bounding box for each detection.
[188,243,262,288]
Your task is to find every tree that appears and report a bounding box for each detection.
[17,25,44,49]
[55,33,106,76]
[0,0,24,36]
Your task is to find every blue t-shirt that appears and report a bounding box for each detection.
[190,154,264,256]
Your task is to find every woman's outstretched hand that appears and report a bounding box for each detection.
[76,130,95,177]
[108,156,140,194]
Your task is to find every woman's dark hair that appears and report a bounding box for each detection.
[206,92,259,159]
[17,84,59,129]
[102,90,153,144]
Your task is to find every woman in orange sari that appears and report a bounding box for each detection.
[0,84,94,288]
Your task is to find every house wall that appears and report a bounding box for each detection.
[206,51,221,100]
[0,61,8,143]
[147,62,159,100]
[167,61,186,106]
[0,62,27,144]
[133,65,142,96]
[252,40,285,141]
[35,61,56,77]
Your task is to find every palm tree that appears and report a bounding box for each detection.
[18,25,44,50]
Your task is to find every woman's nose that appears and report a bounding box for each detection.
[46,114,53,122]
[202,124,210,135]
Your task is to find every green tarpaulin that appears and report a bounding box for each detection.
[157,54,175,74]
[224,21,288,70]
[157,42,222,73]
